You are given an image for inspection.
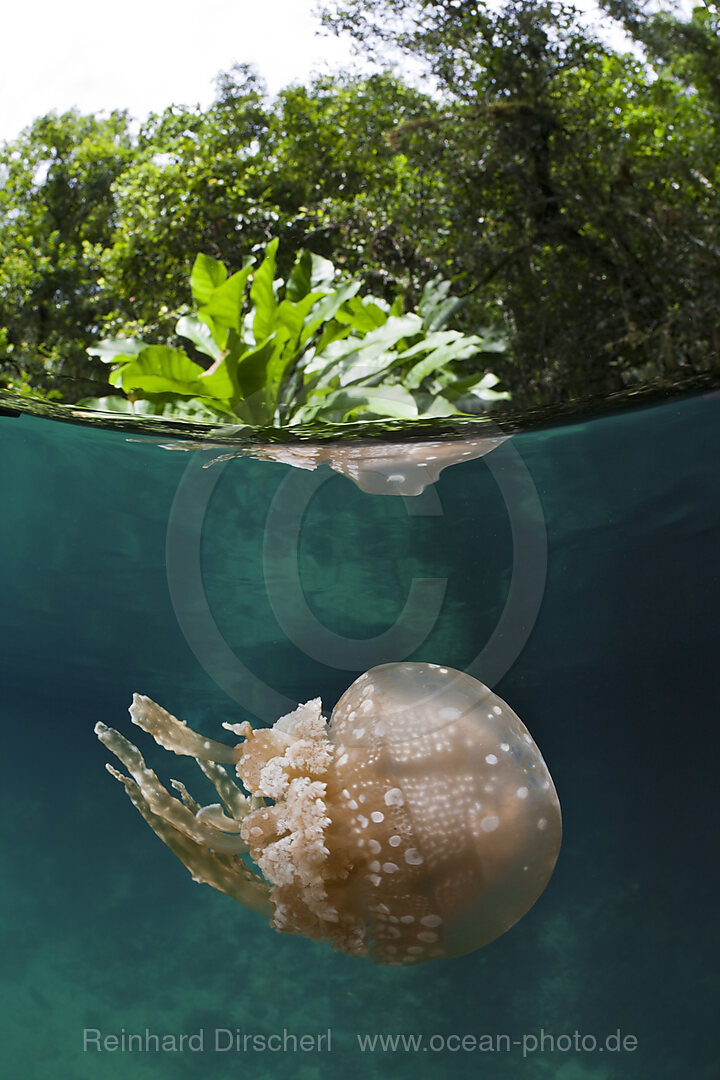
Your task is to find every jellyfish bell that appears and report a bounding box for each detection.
[96,663,561,965]
[325,664,562,961]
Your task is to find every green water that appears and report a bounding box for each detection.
[0,393,718,1078]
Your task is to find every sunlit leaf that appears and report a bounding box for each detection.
[109,346,214,399]
[190,253,228,307]
[404,335,486,389]
[250,237,279,343]
[176,315,224,362]
[87,337,146,363]
[197,262,254,333]
[314,383,419,422]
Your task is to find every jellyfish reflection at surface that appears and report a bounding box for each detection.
[96,663,561,965]
[155,430,509,496]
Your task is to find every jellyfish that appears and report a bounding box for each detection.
[96,663,561,965]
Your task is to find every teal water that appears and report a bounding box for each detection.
[0,394,718,1078]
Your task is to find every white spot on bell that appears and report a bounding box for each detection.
[384,787,404,807]
[420,915,443,928]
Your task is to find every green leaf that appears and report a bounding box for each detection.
[309,314,424,387]
[441,371,510,403]
[313,383,419,422]
[197,356,239,405]
[286,250,336,302]
[300,280,362,346]
[250,238,279,343]
[233,333,290,423]
[403,335,486,389]
[334,295,389,332]
[461,372,511,401]
[416,394,459,417]
[285,250,313,302]
[309,252,336,290]
[474,329,508,354]
[109,345,214,398]
[306,250,334,289]
[197,262,254,334]
[176,315,224,362]
[419,277,464,332]
[310,319,353,358]
[276,292,325,350]
[87,337,146,363]
[81,238,510,427]
[190,253,228,306]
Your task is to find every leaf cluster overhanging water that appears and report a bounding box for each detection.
[78,242,509,428]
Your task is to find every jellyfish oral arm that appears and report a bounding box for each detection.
[128,693,238,764]
[94,715,272,917]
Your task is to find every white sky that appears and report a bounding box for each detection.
[0,0,696,146]
[0,0,358,144]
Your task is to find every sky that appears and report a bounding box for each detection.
[0,0,358,143]
[0,0,695,146]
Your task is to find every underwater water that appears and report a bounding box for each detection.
[0,392,718,1079]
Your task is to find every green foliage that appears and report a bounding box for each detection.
[1,66,439,403]
[600,2,720,104]
[2,4,718,411]
[81,243,507,426]
[320,0,720,402]
[0,110,135,398]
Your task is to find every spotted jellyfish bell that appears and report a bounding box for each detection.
[95,663,561,965]
[325,663,562,962]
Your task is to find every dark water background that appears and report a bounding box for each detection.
[1,393,718,1079]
